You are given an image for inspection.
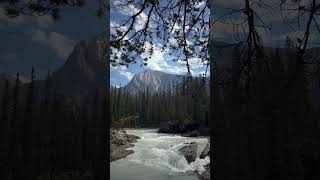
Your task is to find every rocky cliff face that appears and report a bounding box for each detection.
[124,70,183,94]
[0,32,108,105]
[49,31,108,103]
[124,69,210,95]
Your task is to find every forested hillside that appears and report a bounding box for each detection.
[110,75,209,133]
[0,71,107,180]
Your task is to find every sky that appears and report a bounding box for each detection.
[110,0,210,87]
[0,1,105,79]
[110,0,320,86]
[0,0,319,86]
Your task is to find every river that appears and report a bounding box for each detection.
[110,129,210,180]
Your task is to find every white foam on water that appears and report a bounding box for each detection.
[124,129,210,174]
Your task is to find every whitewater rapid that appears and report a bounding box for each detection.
[110,129,210,180]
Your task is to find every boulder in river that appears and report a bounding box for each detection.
[110,129,140,161]
[200,142,210,159]
[110,129,140,146]
[179,142,198,163]
[110,144,135,162]
[182,130,200,137]
[198,167,210,180]
[126,134,140,143]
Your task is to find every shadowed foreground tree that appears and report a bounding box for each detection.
[1,0,107,19]
[211,0,320,180]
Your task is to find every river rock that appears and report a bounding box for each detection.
[110,129,140,146]
[126,134,140,143]
[179,142,198,163]
[183,130,200,137]
[110,129,140,162]
[200,142,210,159]
[198,167,210,180]
[110,144,135,161]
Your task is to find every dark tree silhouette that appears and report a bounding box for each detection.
[1,0,107,19]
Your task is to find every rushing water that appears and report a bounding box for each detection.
[110,129,210,180]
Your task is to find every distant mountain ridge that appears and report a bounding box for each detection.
[123,70,209,94]
[124,70,183,94]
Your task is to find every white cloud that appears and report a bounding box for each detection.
[31,30,75,60]
[138,43,190,75]
[189,57,206,69]
[0,8,74,60]
[195,1,206,8]
[119,70,134,81]
[111,1,153,31]
[111,65,134,81]
[111,64,128,71]
[137,41,207,75]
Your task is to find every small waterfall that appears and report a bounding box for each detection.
[125,129,210,174]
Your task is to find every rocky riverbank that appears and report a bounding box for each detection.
[198,142,210,180]
[110,129,140,162]
[178,141,210,180]
[110,128,210,179]
[158,123,211,180]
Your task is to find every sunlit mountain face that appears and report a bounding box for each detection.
[124,70,183,94]
[121,69,209,94]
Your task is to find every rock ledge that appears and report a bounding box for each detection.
[110,129,140,162]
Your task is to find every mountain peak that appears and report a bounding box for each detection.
[125,70,182,94]
[137,69,165,76]
[49,32,107,103]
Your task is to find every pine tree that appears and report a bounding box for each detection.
[1,78,9,128]
[21,67,36,178]
[0,79,10,149]
[8,73,21,180]
[231,46,241,99]
[0,78,10,179]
